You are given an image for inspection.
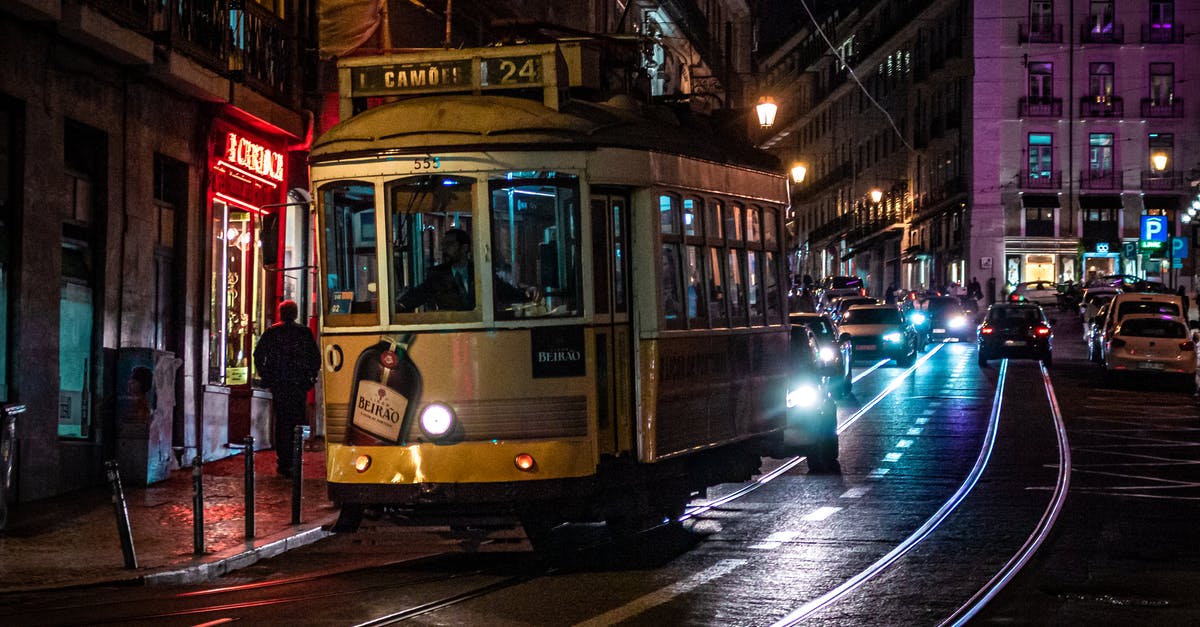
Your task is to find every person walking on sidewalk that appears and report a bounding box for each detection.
[254,300,321,478]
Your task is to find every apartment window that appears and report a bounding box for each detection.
[1028,62,1053,100]
[1149,63,1174,104]
[1088,63,1114,101]
[1026,206,1055,237]
[1028,133,1054,179]
[1088,133,1114,176]
[1150,0,1175,29]
[1090,1,1115,34]
[1030,1,1054,33]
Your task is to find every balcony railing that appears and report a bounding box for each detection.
[1142,24,1184,44]
[1081,22,1124,44]
[1019,23,1063,44]
[1021,170,1062,189]
[1141,171,1185,190]
[87,0,153,31]
[808,212,855,245]
[1141,98,1184,118]
[1019,97,1063,117]
[1079,169,1122,190]
[1080,96,1123,117]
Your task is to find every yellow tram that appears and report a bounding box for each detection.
[312,43,795,539]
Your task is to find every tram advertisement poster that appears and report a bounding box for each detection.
[530,326,585,378]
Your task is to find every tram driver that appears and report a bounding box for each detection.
[395,228,529,312]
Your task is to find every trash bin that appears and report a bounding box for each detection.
[0,403,24,531]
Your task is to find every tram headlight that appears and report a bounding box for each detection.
[418,403,456,439]
[787,384,820,409]
[818,346,836,363]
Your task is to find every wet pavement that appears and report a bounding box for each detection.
[0,442,337,593]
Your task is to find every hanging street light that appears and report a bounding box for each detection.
[790,163,807,184]
[1151,151,1169,172]
[870,188,883,204]
[756,97,778,128]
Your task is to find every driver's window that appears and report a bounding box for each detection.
[489,173,582,319]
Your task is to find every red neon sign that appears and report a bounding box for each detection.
[225,133,285,183]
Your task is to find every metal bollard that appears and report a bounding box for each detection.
[243,435,255,539]
[104,460,137,569]
[291,425,307,524]
[192,456,204,555]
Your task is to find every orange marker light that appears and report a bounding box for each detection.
[514,453,536,471]
[354,455,372,473]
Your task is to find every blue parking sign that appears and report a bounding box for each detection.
[1141,215,1168,242]
[1171,236,1189,259]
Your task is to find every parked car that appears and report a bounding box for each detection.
[1010,281,1059,306]
[1099,292,1185,363]
[1087,303,1111,363]
[781,324,840,472]
[838,304,919,366]
[790,312,853,396]
[817,275,867,311]
[977,303,1054,367]
[922,296,975,342]
[1103,314,1196,392]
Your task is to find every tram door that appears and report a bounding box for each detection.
[591,191,634,457]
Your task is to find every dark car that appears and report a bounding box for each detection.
[777,325,839,472]
[923,296,975,343]
[790,312,853,396]
[838,304,919,366]
[977,303,1053,367]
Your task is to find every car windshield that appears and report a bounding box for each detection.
[1117,301,1180,318]
[988,307,1042,326]
[843,308,902,325]
[1119,318,1187,339]
[925,298,963,314]
[797,318,833,337]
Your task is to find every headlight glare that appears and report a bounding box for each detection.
[818,347,836,362]
[883,332,903,343]
[419,403,455,438]
[910,312,926,325]
[787,385,820,408]
[949,316,966,329]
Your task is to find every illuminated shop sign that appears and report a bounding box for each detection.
[224,133,285,183]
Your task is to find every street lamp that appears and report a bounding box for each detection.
[756,97,778,128]
[1151,151,1169,172]
[869,188,883,204]
[790,163,807,184]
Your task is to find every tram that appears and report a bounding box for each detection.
[312,43,802,540]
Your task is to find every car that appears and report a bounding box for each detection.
[1087,303,1110,363]
[977,302,1053,367]
[832,296,878,324]
[817,275,867,311]
[1099,292,1185,362]
[1010,281,1059,306]
[921,296,975,342]
[790,312,853,396]
[1102,314,1196,392]
[1079,288,1117,325]
[838,304,919,366]
[781,324,840,472]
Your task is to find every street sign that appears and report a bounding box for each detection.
[1172,258,1183,269]
[1171,236,1189,259]
[1122,242,1138,259]
[1141,215,1168,242]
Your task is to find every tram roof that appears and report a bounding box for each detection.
[310,95,781,173]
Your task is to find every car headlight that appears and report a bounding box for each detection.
[910,312,926,325]
[787,384,820,408]
[418,402,456,439]
[883,332,903,343]
[948,316,966,329]
[818,347,836,363]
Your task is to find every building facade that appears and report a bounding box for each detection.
[758,0,1200,300]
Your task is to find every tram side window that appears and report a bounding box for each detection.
[658,194,685,330]
[746,206,765,325]
[388,175,475,316]
[763,207,783,324]
[726,203,748,326]
[490,173,581,320]
[708,247,729,327]
[320,181,377,317]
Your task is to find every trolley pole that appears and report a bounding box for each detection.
[243,435,255,539]
[104,460,137,569]
[192,456,204,554]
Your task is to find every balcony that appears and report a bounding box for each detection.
[1021,170,1062,189]
[1141,170,1185,190]
[1080,22,1124,44]
[1141,98,1184,118]
[808,212,855,245]
[1019,23,1063,44]
[1142,24,1184,44]
[1080,96,1123,118]
[1079,169,1122,190]
[1019,97,1063,118]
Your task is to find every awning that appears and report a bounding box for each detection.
[1143,194,1181,210]
[1078,194,1122,209]
[1021,194,1059,208]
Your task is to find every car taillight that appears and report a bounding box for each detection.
[1034,326,1051,336]
[1110,337,1126,348]
[980,326,994,335]
[1181,341,1195,352]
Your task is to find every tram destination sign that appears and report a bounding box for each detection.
[349,54,544,98]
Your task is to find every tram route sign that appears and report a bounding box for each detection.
[348,55,545,98]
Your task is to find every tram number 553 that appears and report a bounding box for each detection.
[413,156,440,170]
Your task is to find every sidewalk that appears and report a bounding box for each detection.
[0,443,338,593]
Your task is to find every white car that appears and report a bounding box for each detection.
[1103,314,1195,392]
[1011,281,1059,306]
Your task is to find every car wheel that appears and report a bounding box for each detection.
[978,349,988,367]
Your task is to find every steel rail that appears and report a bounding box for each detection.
[940,360,1071,625]
[770,356,1009,626]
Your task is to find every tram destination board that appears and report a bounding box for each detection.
[349,54,544,97]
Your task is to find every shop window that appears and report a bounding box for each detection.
[489,173,580,320]
[209,201,267,386]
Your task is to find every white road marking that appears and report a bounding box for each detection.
[884,452,903,462]
[840,487,870,499]
[907,428,923,435]
[896,439,913,448]
[869,468,890,478]
[801,507,842,522]
[750,531,801,549]
[916,417,930,425]
[574,559,747,627]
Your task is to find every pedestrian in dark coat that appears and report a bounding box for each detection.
[253,300,321,477]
